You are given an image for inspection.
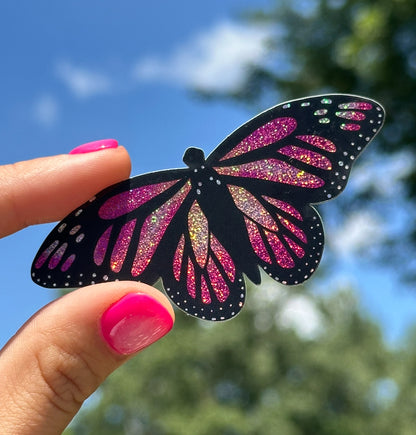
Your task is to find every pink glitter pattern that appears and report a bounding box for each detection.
[173,235,185,281]
[131,181,191,276]
[188,201,209,268]
[210,234,235,281]
[220,117,297,161]
[262,197,303,221]
[265,231,295,268]
[227,185,278,231]
[341,123,361,131]
[284,235,305,258]
[110,219,137,273]
[277,145,332,170]
[244,217,272,264]
[187,258,196,298]
[207,258,230,302]
[338,102,372,110]
[336,111,366,121]
[99,180,179,219]
[61,254,76,272]
[201,276,212,304]
[94,226,112,266]
[216,159,324,188]
[34,240,59,269]
[277,214,307,243]
[296,135,336,152]
[48,243,68,269]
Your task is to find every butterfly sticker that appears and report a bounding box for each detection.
[32,94,385,321]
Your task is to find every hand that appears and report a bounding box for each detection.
[0,140,175,434]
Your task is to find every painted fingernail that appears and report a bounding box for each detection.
[100,293,174,355]
[69,139,118,154]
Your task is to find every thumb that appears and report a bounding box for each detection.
[0,282,174,435]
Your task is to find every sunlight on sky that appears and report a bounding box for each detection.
[32,94,60,127]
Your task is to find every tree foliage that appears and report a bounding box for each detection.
[239,0,415,145]
[66,281,416,435]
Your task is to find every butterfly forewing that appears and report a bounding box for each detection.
[32,169,193,288]
[208,94,384,204]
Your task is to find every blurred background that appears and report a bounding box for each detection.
[1,0,416,433]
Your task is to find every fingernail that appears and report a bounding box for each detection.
[100,293,173,355]
[69,139,118,154]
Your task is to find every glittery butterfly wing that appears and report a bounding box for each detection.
[161,200,247,320]
[159,186,322,320]
[32,94,385,322]
[201,94,385,286]
[31,169,195,289]
[31,164,248,321]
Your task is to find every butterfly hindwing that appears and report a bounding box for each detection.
[224,185,325,285]
[162,203,246,320]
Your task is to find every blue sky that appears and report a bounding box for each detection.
[0,0,415,348]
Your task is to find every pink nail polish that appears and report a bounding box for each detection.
[69,139,118,154]
[100,293,173,355]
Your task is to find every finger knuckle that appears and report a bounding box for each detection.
[35,341,103,414]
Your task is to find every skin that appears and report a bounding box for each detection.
[0,146,175,434]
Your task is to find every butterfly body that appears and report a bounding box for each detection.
[32,94,385,321]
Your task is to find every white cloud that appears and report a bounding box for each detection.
[33,94,59,127]
[351,151,414,197]
[327,152,414,259]
[56,61,112,98]
[330,210,385,256]
[277,294,324,340]
[250,276,324,339]
[133,21,271,93]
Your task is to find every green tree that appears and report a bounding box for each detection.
[66,281,416,435]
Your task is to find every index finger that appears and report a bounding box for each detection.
[0,143,131,238]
